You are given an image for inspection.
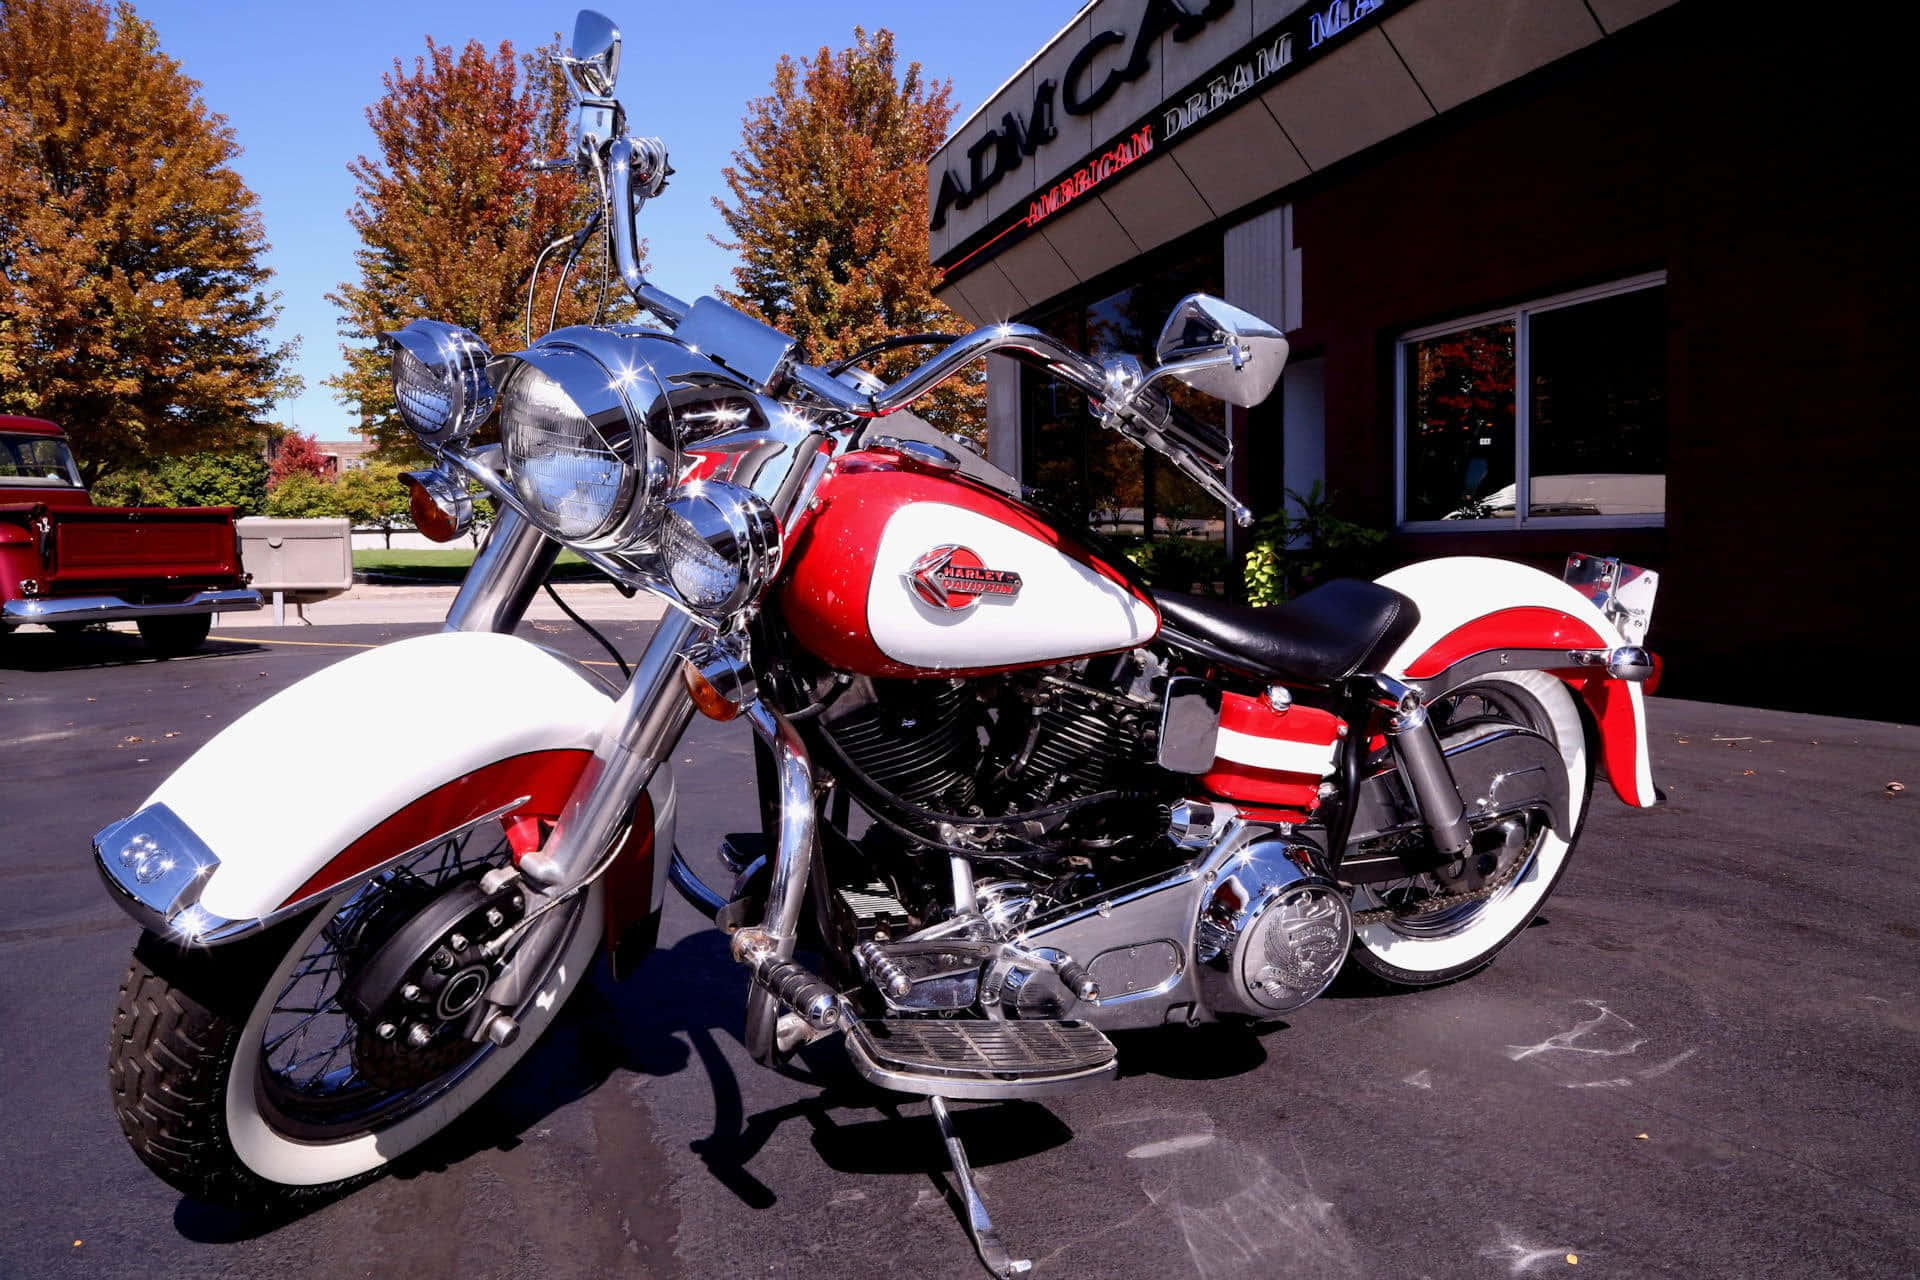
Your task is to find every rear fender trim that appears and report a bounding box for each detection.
[1377,558,1658,809]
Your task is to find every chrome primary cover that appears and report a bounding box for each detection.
[1193,838,1351,1017]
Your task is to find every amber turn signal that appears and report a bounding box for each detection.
[682,660,741,721]
[680,638,757,721]
[402,472,466,543]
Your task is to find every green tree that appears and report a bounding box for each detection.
[335,462,409,546]
[1242,483,1388,606]
[265,471,339,519]
[89,446,269,513]
[714,28,981,441]
[0,0,298,483]
[327,35,628,454]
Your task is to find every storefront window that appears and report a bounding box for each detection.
[1398,274,1667,527]
[1403,320,1516,522]
[1022,245,1224,545]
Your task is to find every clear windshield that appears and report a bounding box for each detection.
[0,433,83,487]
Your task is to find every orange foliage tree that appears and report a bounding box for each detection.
[714,29,982,442]
[327,36,633,454]
[0,0,296,484]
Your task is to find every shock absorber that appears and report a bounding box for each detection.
[1378,678,1473,856]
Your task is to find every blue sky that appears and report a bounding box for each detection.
[130,1,1079,440]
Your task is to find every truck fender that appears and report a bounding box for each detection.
[1375,557,1658,809]
[98,631,674,953]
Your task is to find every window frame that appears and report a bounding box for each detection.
[1393,270,1669,533]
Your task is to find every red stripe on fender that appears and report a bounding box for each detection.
[602,791,656,959]
[280,749,593,908]
[1403,607,1606,679]
[1567,676,1648,807]
[1406,609,1654,809]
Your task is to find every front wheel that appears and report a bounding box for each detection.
[109,826,602,1210]
[1346,670,1593,987]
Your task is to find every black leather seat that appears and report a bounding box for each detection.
[1153,579,1420,686]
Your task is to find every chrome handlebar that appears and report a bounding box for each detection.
[579,118,1245,523]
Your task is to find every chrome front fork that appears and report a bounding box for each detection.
[441,505,705,897]
[443,506,822,1065]
[442,508,561,635]
[521,610,703,888]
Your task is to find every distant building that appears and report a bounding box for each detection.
[316,439,376,476]
[927,0,1910,720]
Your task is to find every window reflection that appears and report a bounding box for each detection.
[1529,288,1666,517]
[1398,278,1667,525]
[1023,246,1224,547]
[1404,321,1516,521]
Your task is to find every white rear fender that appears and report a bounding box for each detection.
[94,631,676,940]
[1376,557,1659,808]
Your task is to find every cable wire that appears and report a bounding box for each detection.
[542,581,630,680]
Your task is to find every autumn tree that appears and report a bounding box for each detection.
[269,431,330,487]
[329,36,633,454]
[0,0,297,484]
[714,29,981,441]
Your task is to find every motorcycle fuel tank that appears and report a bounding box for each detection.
[779,449,1159,677]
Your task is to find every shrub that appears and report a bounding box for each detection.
[1124,537,1228,596]
[1242,482,1388,606]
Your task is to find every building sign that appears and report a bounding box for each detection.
[935,0,1406,276]
[931,0,1235,232]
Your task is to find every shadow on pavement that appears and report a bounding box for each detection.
[0,626,262,671]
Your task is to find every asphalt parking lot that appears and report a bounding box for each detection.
[2,621,1917,1279]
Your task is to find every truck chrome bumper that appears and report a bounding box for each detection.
[3,587,261,625]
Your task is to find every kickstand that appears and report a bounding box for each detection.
[929,1095,1032,1278]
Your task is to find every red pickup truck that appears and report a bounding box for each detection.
[0,415,260,654]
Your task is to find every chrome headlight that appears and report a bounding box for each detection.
[499,350,635,542]
[491,329,688,550]
[382,320,494,445]
[661,481,782,615]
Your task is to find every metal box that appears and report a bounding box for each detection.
[236,517,353,606]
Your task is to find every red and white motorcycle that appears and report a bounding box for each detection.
[96,12,1661,1275]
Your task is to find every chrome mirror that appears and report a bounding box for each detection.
[567,10,622,98]
[1152,294,1288,408]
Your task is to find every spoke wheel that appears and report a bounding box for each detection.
[1346,670,1592,987]
[110,820,603,1207]
[249,826,563,1142]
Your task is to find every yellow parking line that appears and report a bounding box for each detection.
[209,633,622,669]
[209,635,376,650]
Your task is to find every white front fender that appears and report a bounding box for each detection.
[97,631,674,934]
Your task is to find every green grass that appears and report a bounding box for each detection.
[353,547,600,582]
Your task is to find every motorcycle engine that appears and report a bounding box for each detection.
[818,652,1165,857]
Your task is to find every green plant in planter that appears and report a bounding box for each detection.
[1123,537,1228,596]
[1243,482,1388,606]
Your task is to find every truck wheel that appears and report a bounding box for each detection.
[137,614,212,657]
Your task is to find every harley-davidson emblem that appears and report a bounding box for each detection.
[904,545,1022,611]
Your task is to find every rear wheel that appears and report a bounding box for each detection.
[137,613,212,656]
[1346,670,1592,987]
[109,823,601,1209]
